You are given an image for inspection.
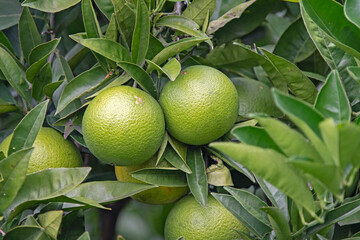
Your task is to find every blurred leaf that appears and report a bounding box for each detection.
[163,145,191,174]
[262,49,317,104]
[94,0,114,20]
[182,0,216,26]
[56,66,107,114]
[207,0,255,35]
[0,148,33,213]
[225,187,270,227]
[261,207,291,240]
[37,210,63,239]
[3,225,50,240]
[8,100,49,155]
[5,168,91,219]
[147,37,209,72]
[131,168,187,187]
[0,0,22,30]
[254,116,322,162]
[210,142,316,216]
[273,18,316,63]
[22,0,81,13]
[76,232,90,240]
[26,38,61,83]
[0,31,15,54]
[117,61,157,98]
[300,0,360,59]
[18,7,42,63]
[131,0,150,64]
[345,0,360,29]
[337,122,360,169]
[70,37,131,62]
[315,70,351,123]
[0,44,31,104]
[186,147,208,207]
[212,193,272,238]
[32,63,52,102]
[113,0,135,49]
[0,99,17,114]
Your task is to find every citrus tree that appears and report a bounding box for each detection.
[2,0,360,239]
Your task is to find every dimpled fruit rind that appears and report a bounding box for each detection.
[159,65,239,145]
[82,86,165,166]
[0,127,82,174]
[164,195,248,240]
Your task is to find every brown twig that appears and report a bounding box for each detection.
[48,13,56,64]
[173,1,184,15]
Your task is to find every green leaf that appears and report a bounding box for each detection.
[76,232,90,240]
[26,38,61,83]
[273,18,316,63]
[65,181,155,206]
[70,37,131,63]
[5,167,91,219]
[105,14,118,42]
[57,210,85,240]
[117,61,157,98]
[315,70,351,123]
[210,142,316,216]
[0,0,22,31]
[345,0,360,29]
[8,100,49,155]
[0,148,33,213]
[113,0,135,49]
[156,133,168,165]
[225,187,270,227]
[186,147,208,207]
[22,0,81,13]
[254,116,323,162]
[0,31,15,54]
[337,122,360,169]
[32,63,52,102]
[262,49,318,104]
[182,0,216,26]
[212,193,271,238]
[44,81,64,98]
[147,37,209,72]
[146,58,181,81]
[300,0,360,59]
[18,7,42,63]
[56,54,74,82]
[146,35,164,60]
[168,135,187,162]
[131,0,149,64]
[37,210,63,239]
[0,45,31,103]
[56,66,107,114]
[94,0,114,20]
[261,207,292,240]
[131,168,187,187]
[207,0,255,35]
[232,126,283,153]
[163,145,191,174]
[3,225,50,240]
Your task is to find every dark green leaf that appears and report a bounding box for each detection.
[273,18,316,63]
[182,0,216,26]
[105,14,118,42]
[146,59,181,81]
[94,0,114,20]
[131,0,149,64]
[212,193,271,238]
[261,207,291,240]
[9,100,49,155]
[113,0,135,49]
[145,35,164,60]
[210,142,316,216]
[0,31,15,54]
[131,168,187,187]
[26,38,60,83]
[18,7,42,63]
[315,70,351,123]
[37,210,63,239]
[163,145,191,174]
[3,225,50,240]
[337,122,360,169]
[0,0,22,30]
[58,210,85,240]
[186,147,208,207]
[32,63,52,102]
[22,0,81,13]
[56,66,107,114]
[56,54,74,82]
[0,148,33,213]
[44,81,64,98]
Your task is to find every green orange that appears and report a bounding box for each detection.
[0,127,82,174]
[164,195,248,240]
[159,65,238,145]
[115,156,189,205]
[82,86,165,166]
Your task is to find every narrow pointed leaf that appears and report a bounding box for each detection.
[32,63,52,101]
[261,207,292,240]
[0,148,33,213]
[37,210,63,239]
[131,168,187,187]
[0,31,14,54]
[22,0,81,13]
[131,0,149,64]
[315,70,351,123]
[113,0,135,48]
[156,133,168,165]
[210,142,315,216]
[18,7,42,63]
[146,59,180,81]
[168,135,187,162]
[8,100,49,155]
[163,145,191,174]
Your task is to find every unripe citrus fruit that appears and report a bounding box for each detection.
[159,65,238,145]
[82,86,165,166]
[0,127,82,174]
[115,156,189,205]
[164,195,247,240]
